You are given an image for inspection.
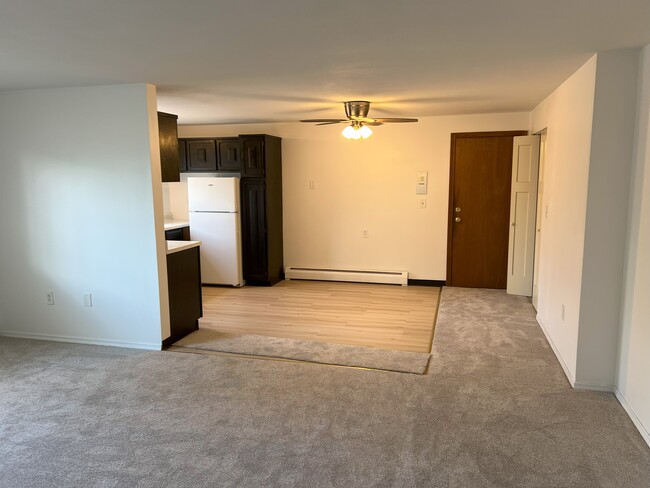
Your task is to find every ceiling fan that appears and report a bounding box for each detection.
[300,101,418,139]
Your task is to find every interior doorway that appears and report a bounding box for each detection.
[447,130,528,288]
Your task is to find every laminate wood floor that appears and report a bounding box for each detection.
[199,280,440,353]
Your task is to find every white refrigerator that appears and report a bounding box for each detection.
[188,177,244,287]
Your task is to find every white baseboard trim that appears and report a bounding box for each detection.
[536,317,617,392]
[285,266,408,286]
[0,331,161,351]
[535,316,576,387]
[572,382,615,392]
[615,387,650,448]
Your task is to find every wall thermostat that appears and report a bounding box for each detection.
[416,171,428,195]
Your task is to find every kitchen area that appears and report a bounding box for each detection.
[157,112,284,347]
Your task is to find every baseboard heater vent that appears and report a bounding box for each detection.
[284,266,408,286]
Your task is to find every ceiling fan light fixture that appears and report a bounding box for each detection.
[303,100,416,139]
[342,123,372,140]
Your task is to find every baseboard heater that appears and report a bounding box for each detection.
[284,266,408,286]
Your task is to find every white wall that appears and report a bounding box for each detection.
[178,112,529,280]
[576,50,639,388]
[530,55,597,381]
[616,44,650,446]
[0,84,170,349]
[531,50,641,390]
[162,180,191,220]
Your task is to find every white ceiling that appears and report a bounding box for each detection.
[2,1,650,125]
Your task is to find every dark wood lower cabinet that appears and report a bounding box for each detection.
[163,246,202,347]
[241,179,269,282]
[240,167,283,285]
[164,227,190,241]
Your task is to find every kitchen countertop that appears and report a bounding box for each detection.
[166,240,201,255]
[164,219,190,231]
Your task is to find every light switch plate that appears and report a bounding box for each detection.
[416,171,428,195]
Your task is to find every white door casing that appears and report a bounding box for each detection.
[532,131,547,309]
[507,135,540,296]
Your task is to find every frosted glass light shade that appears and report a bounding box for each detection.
[342,125,360,139]
[359,125,372,139]
[342,124,372,140]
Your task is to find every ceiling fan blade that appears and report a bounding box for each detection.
[373,118,419,123]
[316,121,344,126]
[300,119,347,123]
[365,121,383,126]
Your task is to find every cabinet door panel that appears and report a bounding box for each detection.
[242,138,265,177]
[241,179,268,281]
[217,139,242,171]
[178,140,187,172]
[158,112,180,182]
[187,140,217,172]
[166,247,202,343]
[165,227,190,241]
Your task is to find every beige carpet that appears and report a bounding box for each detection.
[2,287,649,487]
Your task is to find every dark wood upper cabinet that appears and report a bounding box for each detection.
[241,136,265,177]
[217,138,242,171]
[178,140,187,172]
[187,140,217,172]
[158,112,180,182]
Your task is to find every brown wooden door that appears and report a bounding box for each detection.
[447,131,528,288]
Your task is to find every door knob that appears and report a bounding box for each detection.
[455,217,461,223]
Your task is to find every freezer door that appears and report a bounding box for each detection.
[189,212,244,286]
[187,177,240,213]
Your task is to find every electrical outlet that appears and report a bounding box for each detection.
[419,198,427,209]
[362,229,369,238]
[83,293,93,308]
[46,292,55,305]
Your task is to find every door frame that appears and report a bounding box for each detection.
[532,129,547,308]
[446,130,529,285]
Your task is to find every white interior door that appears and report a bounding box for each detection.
[532,131,547,309]
[507,135,540,296]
